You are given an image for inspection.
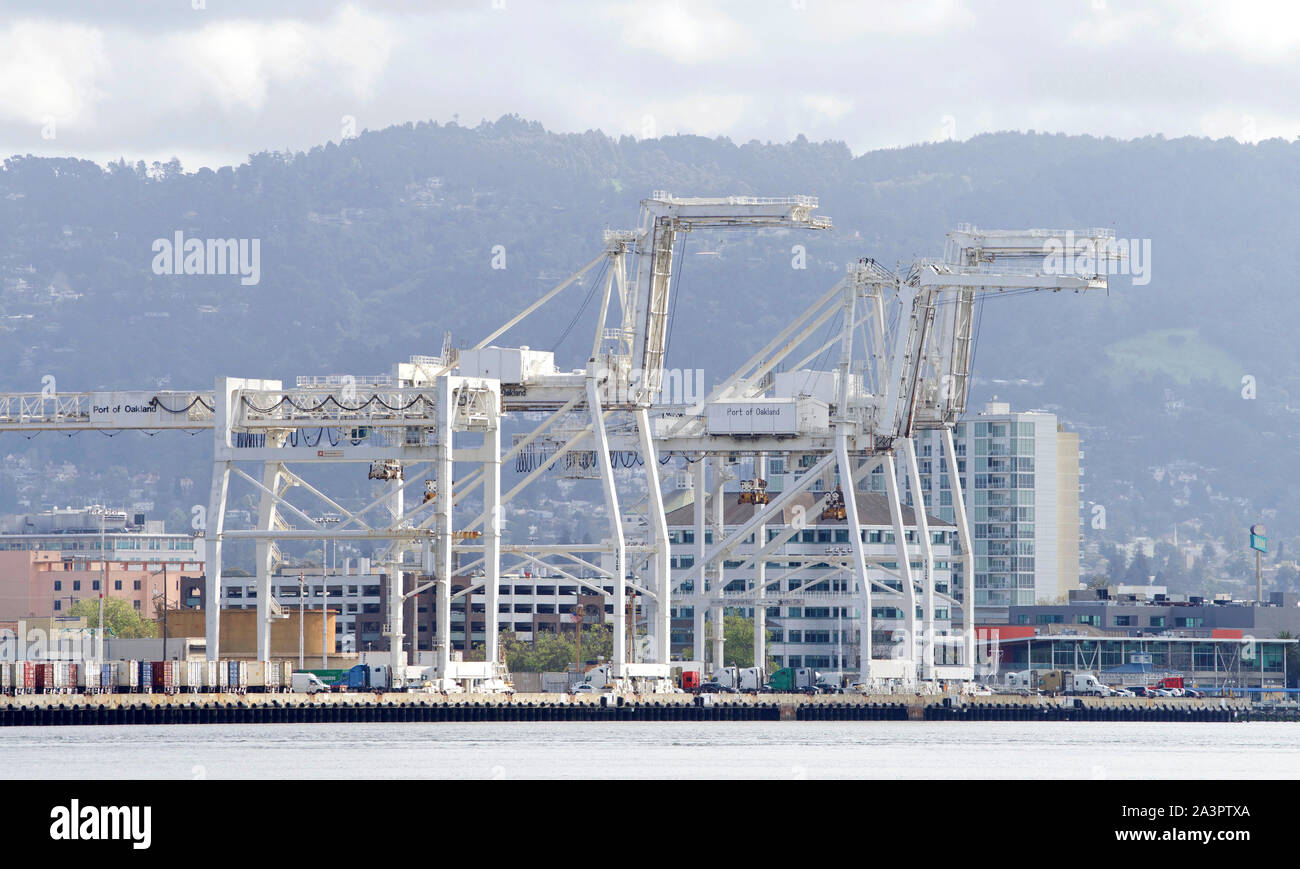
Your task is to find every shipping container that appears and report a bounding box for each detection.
[78,661,101,693]
[222,660,247,692]
[115,660,140,691]
[280,661,294,688]
[0,662,12,693]
[34,662,53,693]
[175,661,202,692]
[17,662,36,694]
[100,661,116,691]
[204,661,219,692]
[246,661,268,692]
[57,662,76,692]
[150,661,177,693]
[139,660,154,693]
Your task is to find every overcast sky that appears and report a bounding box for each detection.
[1,0,1296,170]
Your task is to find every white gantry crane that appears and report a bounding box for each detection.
[0,192,1120,692]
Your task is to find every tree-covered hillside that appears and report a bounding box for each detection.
[2,117,1298,576]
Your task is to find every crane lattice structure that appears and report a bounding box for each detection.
[0,192,1120,691]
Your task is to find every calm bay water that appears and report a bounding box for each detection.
[2,721,1297,779]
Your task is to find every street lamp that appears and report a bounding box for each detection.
[572,604,587,673]
[311,516,341,669]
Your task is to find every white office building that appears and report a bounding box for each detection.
[665,491,958,676]
[900,401,1083,622]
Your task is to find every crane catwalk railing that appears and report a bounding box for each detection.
[0,391,215,430]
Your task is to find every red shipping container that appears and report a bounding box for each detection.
[34,663,53,692]
[18,662,36,691]
[151,661,176,692]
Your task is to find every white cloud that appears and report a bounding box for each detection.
[607,1,751,65]
[799,0,975,38]
[1068,7,1163,46]
[802,95,853,122]
[0,0,1297,170]
[1172,0,1300,62]
[0,19,109,128]
[161,4,399,113]
[626,94,752,139]
[1198,109,1300,143]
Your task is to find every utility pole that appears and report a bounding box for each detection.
[298,573,305,670]
[161,563,168,660]
[97,508,106,663]
[321,582,329,669]
[572,603,586,675]
[836,605,843,686]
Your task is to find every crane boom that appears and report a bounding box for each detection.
[623,192,830,403]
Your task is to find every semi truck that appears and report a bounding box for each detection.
[764,667,821,694]
[336,664,391,691]
[736,667,765,692]
[576,664,614,692]
[1035,670,1110,696]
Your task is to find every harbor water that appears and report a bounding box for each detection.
[2,721,1298,778]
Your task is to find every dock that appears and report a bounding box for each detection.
[0,692,1259,726]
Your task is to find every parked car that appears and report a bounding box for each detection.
[698,681,736,694]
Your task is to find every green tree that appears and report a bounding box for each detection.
[501,624,614,672]
[714,614,775,670]
[68,597,158,639]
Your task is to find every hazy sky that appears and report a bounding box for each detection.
[1,0,1296,170]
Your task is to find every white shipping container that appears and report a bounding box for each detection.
[0,662,12,691]
[205,661,219,691]
[176,661,202,691]
[78,661,102,691]
[115,660,139,689]
[455,346,556,384]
